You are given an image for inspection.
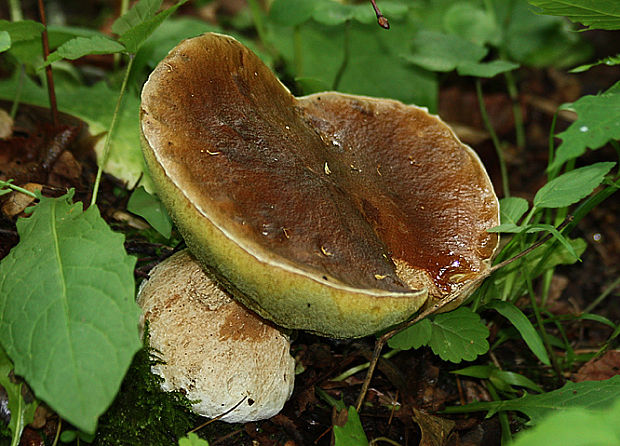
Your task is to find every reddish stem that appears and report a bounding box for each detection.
[370,0,390,29]
[38,0,58,128]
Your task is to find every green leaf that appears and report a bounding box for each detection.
[387,318,432,350]
[513,397,620,446]
[0,20,44,42]
[528,0,620,31]
[0,193,141,433]
[119,0,188,54]
[46,36,126,65]
[534,162,616,208]
[112,0,163,35]
[127,187,173,238]
[0,346,38,445]
[179,433,210,446]
[452,365,543,393]
[443,3,500,46]
[456,60,520,78]
[428,308,489,363]
[570,53,620,73]
[487,301,550,365]
[492,370,543,393]
[550,82,620,169]
[312,1,356,26]
[446,375,620,424]
[333,406,369,446]
[269,0,317,26]
[405,30,488,72]
[499,197,529,226]
[0,31,10,52]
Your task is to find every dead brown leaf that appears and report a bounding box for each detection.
[412,408,458,446]
[573,350,620,382]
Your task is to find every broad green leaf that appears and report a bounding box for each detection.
[570,53,620,73]
[513,398,620,446]
[502,0,591,68]
[550,82,620,170]
[405,30,487,72]
[112,0,163,35]
[0,31,10,52]
[443,3,500,46]
[499,197,529,226]
[333,406,369,446]
[0,74,144,189]
[46,36,126,65]
[487,301,550,365]
[0,193,141,433]
[445,375,620,424]
[388,318,432,350]
[428,308,489,363]
[456,60,519,78]
[0,20,43,42]
[179,433,210,446]
[528,0,620,31]
[534,162,616,208]
[0,346,38,444]
[452,365,542,393]
[119,0,188,54]
[269,0,317,26]
[312,1,357,26]
[127,187,173,238]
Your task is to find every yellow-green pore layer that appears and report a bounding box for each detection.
[139,33,500,338]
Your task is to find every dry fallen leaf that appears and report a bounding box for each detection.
[412,408,458,446]
[573,350,620,382]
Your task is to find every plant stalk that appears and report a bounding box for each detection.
[9,0,23,21]
[90,54,135,207]
[476,79,510,197]
[38,0,59,128]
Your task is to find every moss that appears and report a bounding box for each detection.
[93,331,200,446]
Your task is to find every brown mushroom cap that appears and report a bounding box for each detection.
[140,33,499,338]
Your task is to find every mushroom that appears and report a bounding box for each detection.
[137,249,295,423]
[140,33,499,339]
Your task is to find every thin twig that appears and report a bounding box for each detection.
[369,0,390,29]
[38,0,58,128]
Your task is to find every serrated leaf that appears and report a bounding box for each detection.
[112,0,163,35]
[528,0,620,31]
[127,187,172,238]
[0,346,37,444]
[333,406,369,446]
[428,308,489,363]
[534,162,616,208]
[0,31,10,52]
[388,319,432,350]
[119,0,187,54]
[405,30,488,72]
[550,82,620,170]
[456,60,519,78]
[179,433,210,446]
[46,36,126,65]
[512,396,620,446]
[0,193,141,434]
[449,376,620,425]
[500,197,529,225]
[487,301,550,365]
[387,318,432,350]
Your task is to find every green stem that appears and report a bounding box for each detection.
[504,70,525,148]
[486,382,512,445]
[332,349,398,382]
[90,54,135,207]
[9,64,25,119]
[113,0,131,69]
[583,275,620,314]
[370,437,402,446]
[523,264,563,380]
[9,0,23,21]
[476,79,510,197]
[0,180,38,198]
[247,0,268,48]
[332,20,351,91]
